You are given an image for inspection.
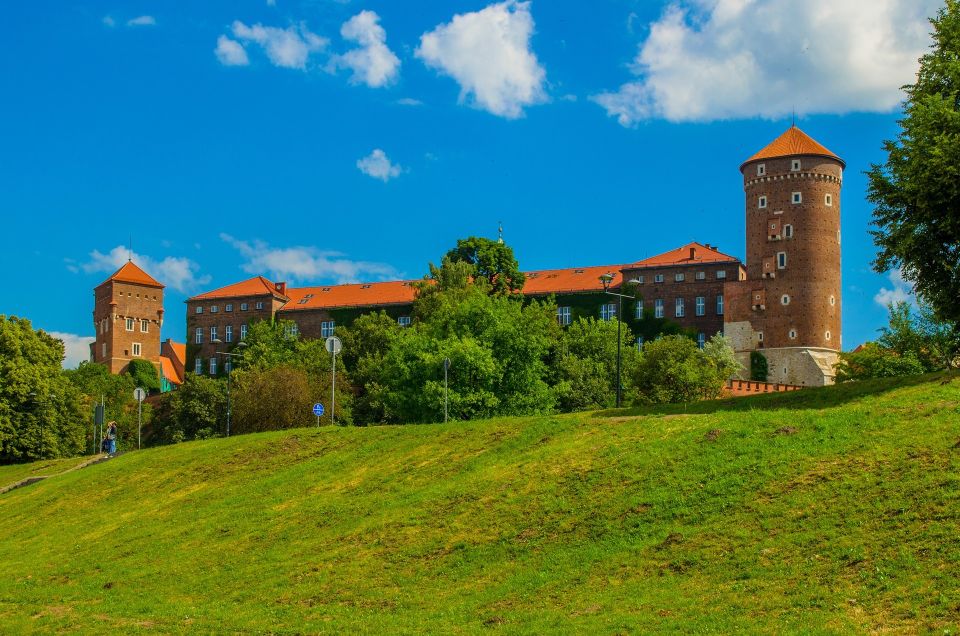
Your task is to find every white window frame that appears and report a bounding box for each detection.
[140,319,149,332]
[599,303,616,322]
[791,159,801,171]
[209,357,218,375]
[240,324,248,340]
[695,296,705,316]
[195,306,203,314]
[255,302,264,310]
[674,273,685,282]
[132,342,142,357]
[758,195,767,209]
[830,295,836,307]
[125,318,134,332]
[225,325,233,343]
[195,327,203,344]
[211,305,219,314]
[777,252,787,269]
[321,321,336,338]
[758,331,764,343]
[792,192,802,204]
[398,316,412,327]
[102,342,107,357]
[789,329,798,340]
[716,294,724,315]
[226,304,233,312]
[697,333,706,349]
[654,299,664,319]
[696,271,706,281]
[195,358,203,374]
[556,307,571,326]
[210,326,218,342]
[675,297,685,318]
[757,163,766,176]
[654,274,664,283]
[781,294,791,305]
[825,193,833,207]
[716,270,727,279]
[635,300,644,319]
[240,303,249,311]
[825,331,832,341]
[784,224,793,239]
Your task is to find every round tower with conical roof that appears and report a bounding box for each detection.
[728,126,843,385]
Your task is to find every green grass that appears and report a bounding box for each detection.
[1,374,959,634]
[0,455,97,490]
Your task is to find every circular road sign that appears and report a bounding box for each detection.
[312,403,325,417]
[325,336,342,355]
[133,387,147,403]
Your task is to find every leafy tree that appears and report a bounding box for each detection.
[867,1,960,329]
[443,236,526,295]
[750,351,769,382]
[336,312,404,424]
[835,343,926,383]
[232,363,347,431]
[702,333,743,392]
[151,374,227,443]
[630,335,731,405]
[65,361,145,451]
[554,317,639,411]
[877,301,958,371]
[0,316,87,462]
[126,359,161,393]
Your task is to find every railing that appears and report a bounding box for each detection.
[725,379,804,395]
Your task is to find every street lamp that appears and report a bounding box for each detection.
[600,274,642,408]
[211,339,248,437]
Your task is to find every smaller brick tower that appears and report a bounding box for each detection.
[92,261,165,374]
[725,126,843,385]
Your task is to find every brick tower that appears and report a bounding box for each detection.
[92,261,165,374]
[725,126,843,385]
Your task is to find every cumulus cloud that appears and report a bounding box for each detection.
[79,246,211,294]
[415,0,547,118]
[229,21,327,70]
[221,234,399,284]
[593,0,939,125]
[356,149,402,182]
[875,268,916,309]
[48,332,95,369]
[215,35,250,66]
[127,15,156,27]
[330,11,400,87]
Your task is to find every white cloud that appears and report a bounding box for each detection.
[48,332,95,370]
[230,21,327,70]
[875,268,916,309]
[79,246,211,294]
[415,0,547,119]
[593,0,939,125]
[127,15,156,27]
[396,97,423,106]
[267,0,277,5]
[221,234,400,284]
[356,149,402,182]
[330,11,400,88]
[103,16,116,28]
[215,35,250,66]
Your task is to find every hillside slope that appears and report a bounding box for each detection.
[1,375,958,633]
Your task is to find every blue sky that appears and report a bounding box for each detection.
[0,0,941,366]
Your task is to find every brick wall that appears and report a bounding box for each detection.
[185,293,278,373]
[92,280,164,374]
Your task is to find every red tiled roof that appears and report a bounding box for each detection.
[742,126,844,169]
[522,264,623,296]
[628,242,739,268]
[282,280,419,310]
[159,356,183,385]
[189,276,286,301]
[163,340,186,367]
[100,261,164,289]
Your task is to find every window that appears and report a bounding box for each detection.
[825,193,833,207]
[240,324,248,340]
[825,331,832,341]
[697,333,706,349]
[140,319,149,332]
[321,321,335,337]
[255,302,264,310]
[759,195,768,209]
[830,295,836,306]
[716,270,727,279]
[792,192,802,204]
[286,323,299,339]
[225,360,232,373]
[241,303,249,311]
[777,252,787,269]
[654,274,664,283]
[637,276,645,284]
[195,306,203,314]
[125,318,134,331]
[837,230,841,245]
[654,299,664,318]
[132,343,142,357]
[211,305,219,314]
[716,294,724,315]
[791,159,801,171]
[696,271,706,281]
[758,331,764,343]
[195,327,203,344]
[635,300,644,319]
[789,329,798,340]
[757,163,766,176]
[675,297,685,317]
[784,224,793,239]
[195,358,203,374]
[209,358,218,375]
[210,326,218,342]
[556,307,571,326]
[398,316,412,327]
[102,342,107,357]
[674,273,685,282]
[226,304,233,312]
[781,294,791,305]
[225,325,233,343]
[600,303,616,321]
[695,296,705,316]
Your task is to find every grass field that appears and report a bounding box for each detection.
[1,374,958,633]
[0,455,98,491]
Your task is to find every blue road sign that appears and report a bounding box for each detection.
[312,403,325,417]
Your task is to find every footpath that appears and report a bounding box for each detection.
[0,453,121,495]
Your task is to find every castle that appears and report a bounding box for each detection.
[93,126,843,387]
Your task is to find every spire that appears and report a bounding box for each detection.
[497,221,504,245]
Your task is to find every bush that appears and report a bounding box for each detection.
[151,375,226,444]
[631,335,734,405]
[126,359,161,393]
[750,351,768,382]
[835,343,925,383]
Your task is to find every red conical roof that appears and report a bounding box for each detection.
[741,126,844,170]
[99,261,164,289]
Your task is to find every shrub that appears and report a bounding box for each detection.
[750,351,768,382]
[126,359,161,393]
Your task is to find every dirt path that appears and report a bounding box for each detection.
[0,453,120,495]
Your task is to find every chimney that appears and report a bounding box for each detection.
[276,282,287,295]
[689,247,697,260]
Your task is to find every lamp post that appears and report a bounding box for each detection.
[212,339,248,437]
[600,274,642,408]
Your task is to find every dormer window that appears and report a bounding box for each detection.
[791,159,801,171]
[757,163,766,176]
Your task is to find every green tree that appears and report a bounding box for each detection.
[151,374,227,443]
[126,359,161,393]
[337,311,404,425]
[231,364,344,432]
[867,1,960,329]
[554,317,639,411]
[750,351,769,382]
[630,335,730,405]
[65,361,144,451]
[835,343,926,383]
[877,301,958,371]
[443,236,526,295]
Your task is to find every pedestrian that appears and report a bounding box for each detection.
[106,421,118,455]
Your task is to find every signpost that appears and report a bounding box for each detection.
[94,399,104,455]
[325,336,342,425]
[312,402,324,427]
[133,387,146,450]
[443,357,451,423]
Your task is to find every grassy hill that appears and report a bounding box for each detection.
[1,374,958,633]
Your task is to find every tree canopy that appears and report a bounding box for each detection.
[443,236,526,295]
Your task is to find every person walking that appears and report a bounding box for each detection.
[106,421,118,456]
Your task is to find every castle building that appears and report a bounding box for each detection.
[184,126,842,386]
[91,261,185,390]
[724,126,843,385]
